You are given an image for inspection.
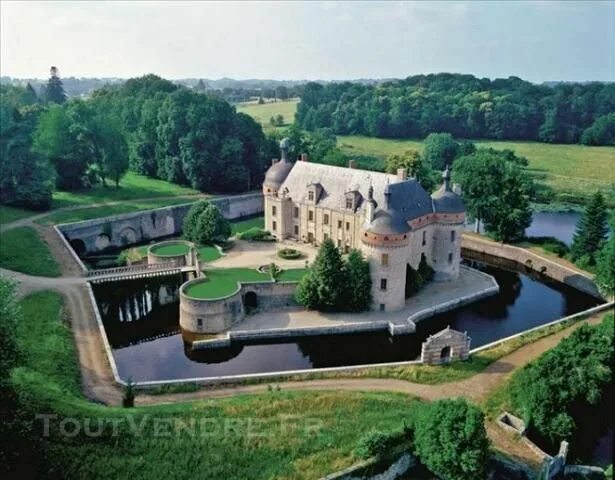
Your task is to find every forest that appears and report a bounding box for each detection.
[295,73,615,145]
[0,73,276,211]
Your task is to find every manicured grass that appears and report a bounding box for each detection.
[278,268,308,282]
[11,289,423,480]
[0,226,61,277]
[197,245,222,262]
[36,197,198,226]
[51,171,200,208]
[185,268,271,299]
[236,99,299,131]
[149,242,191,256]
[338,135,615,204]
[231,216,265,235]
[0,205,39,225]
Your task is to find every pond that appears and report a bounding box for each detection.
[92,262,599,383]
[466,210,581,245]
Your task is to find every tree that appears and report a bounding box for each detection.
[295,238,347,311]
[422,133,460,170]
[269,116,276,127]
[581,113,615,146]
[413,399,489,480]
[595,228,615,298]
[182,200,231,245]
[258,96,265,104]
[95,113,129,187]
[275,114,284,126]
[385,149,437,192]
[570,192,609,264]
[344,249,372,311]
[454,148,533,241]
[43,66,67,104]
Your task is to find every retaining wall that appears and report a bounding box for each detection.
[59,192,263,254]
[461,235,603,299]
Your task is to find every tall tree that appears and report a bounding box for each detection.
[182,200,231,245]
[343,249,372,311]
[595,214,615,298]
[454,148,533,241]
[570,192,609,264]
[422,133,460,170]
[295,238,347,311]
[385,149,437,192]
[43,66,67,104]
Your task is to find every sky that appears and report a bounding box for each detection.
[1,0,613,83]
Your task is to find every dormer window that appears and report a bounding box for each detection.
[308,191,314,201]
[345,197,353,209]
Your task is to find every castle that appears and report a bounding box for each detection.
[263,138,466,312]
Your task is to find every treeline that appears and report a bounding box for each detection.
[295,73,615,145]
[0,73,275,210]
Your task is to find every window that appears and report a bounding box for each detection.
[324,233,329,240]
[308,210,314,222]
[448,253,453,264]
[345,197,353,209]
[293,207,299,218]
[308,232,314,243]
[308,190,314,201]
[294,225,299,235]
[379,304,385,312]
[272,205,277,216]
[344,244,350,254]
[451,230,456,242]
[337,240,342,248]
[380,278,387,291]
[422,231,426,246]
[381,253,389,266]
[338,220,343,229]
[346,222,350,231]
[324,214,329,225]
[197,318,203,327]
[272,221,277,231]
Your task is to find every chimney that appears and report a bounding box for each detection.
[348,159,357,169]
[301,153,309,162]
[397,168,408,181]
[271,158,279,166]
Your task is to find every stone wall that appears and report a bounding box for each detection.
[60,193,263,254]
[180,280,297,334]
[462,234,603,299]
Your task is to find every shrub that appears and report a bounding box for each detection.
[183,200,231,245]
[123,380,135,408]
[277,248,302,259]
[239,227,274,242]
[355,429,403,459]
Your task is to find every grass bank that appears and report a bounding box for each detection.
[0,226,61,277]
[338,135,615,205]
[236,99,299,132]
[9,289,422,480]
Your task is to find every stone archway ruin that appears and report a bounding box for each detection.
[421,326,471,365]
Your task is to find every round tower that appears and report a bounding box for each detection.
[360,184,410,311]
[262,137,293,196]
[430,166,466,281]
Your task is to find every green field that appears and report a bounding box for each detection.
[7,289,421,480]
[278,268,308,282]
[184,268,272,299]
[149,241,191,256]
[231,216,265,235]
[338,135,615,204]
[236,99,299,131]
[0,226,61,277]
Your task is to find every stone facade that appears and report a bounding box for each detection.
[263,140,466,312]
[420,326,471,365]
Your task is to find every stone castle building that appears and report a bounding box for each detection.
[263,138,466,312]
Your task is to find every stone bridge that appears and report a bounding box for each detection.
[59,192,263,255]
[85,261,197,283]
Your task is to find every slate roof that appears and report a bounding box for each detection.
[431,185,466,213]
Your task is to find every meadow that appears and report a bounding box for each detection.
[0,226,61,277]
[236,99,299,131]
[338,135,615,205]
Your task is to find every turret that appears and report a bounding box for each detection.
[364,184,376,223]
[263,138,294,195]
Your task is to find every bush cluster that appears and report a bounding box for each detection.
[238,227,275,242]
[277,248,302,259]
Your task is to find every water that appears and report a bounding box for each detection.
[466,211,581,245]
[92,264,599,383]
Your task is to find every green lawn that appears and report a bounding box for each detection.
[197,245,223,262]
[185,268,271,299]
[149,241,191,256]
[8,290,423,480]
[231,216,265,235]
[0,205,41,226]
[338,135,615,205]
[278,268,308,282]
[0,226,61,277]
[236,99,299,131]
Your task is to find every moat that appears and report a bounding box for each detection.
[93,260,599,383]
